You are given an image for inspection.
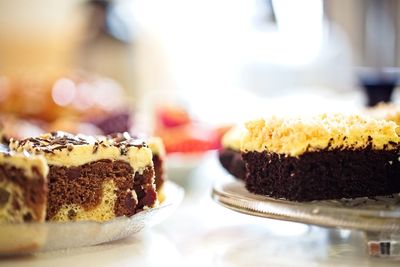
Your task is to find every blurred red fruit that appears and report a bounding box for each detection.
[157,105,191,128]
[157,124,221,154]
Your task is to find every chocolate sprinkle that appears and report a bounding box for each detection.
[12,131,147,154]
[67,209,77,220]
[93,142,99,154]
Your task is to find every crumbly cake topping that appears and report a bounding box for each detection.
[241,114,400,156]
[9,131,152,173]
[222,125,245,151]
[367,103,400,126]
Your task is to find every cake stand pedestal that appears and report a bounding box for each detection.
[212,180,400,259]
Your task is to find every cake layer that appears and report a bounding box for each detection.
[0,152,48,223]
[219,126,246,180]
[47,159,156,221]
[152,154,164,191]
[242,114,400,157]
[218,148,246,180]
[243,149,400,201]
[147,137,166,191]
[107,133,166,192]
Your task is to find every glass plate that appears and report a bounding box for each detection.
[212,180,400,258]
[0,181,184,255]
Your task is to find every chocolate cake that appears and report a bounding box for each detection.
[218,126,246,180]
[147,137,166,192]
[107,133,166,191]
[0,151,48,223]
[241,114,400,201]
[10,131,157,222]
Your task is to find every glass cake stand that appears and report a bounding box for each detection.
[212,179,400,259]
[0,181,184,255]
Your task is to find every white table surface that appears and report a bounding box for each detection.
[2,152,400,267]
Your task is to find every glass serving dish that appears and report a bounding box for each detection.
[212,179,400,259]
[0,181,184,255]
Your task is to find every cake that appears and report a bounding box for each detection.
[0,150,49,254]
[0,150,48,223]
[107,133,167,198]
[218,126,246,180]
[10,131,158,222]
[241,114,400,201]
[147,137,166,192]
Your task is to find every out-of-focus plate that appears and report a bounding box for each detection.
[166,151,213,187]
[212,180,400,233]
[0,181,184,255]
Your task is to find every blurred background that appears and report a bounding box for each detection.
[1,0,400,160]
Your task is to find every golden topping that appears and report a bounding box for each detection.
[367,102,400,126]
[242,114,400,156]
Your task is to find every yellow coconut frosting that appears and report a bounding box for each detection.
[367,102,400,126]
[241,114,400,157]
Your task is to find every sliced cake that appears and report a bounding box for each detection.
[107,133,167,200]
[147,137,166,192]
[218,126,246,180]
[241,114,400,201]
[0,150,48,223]
[10,131,158,222]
